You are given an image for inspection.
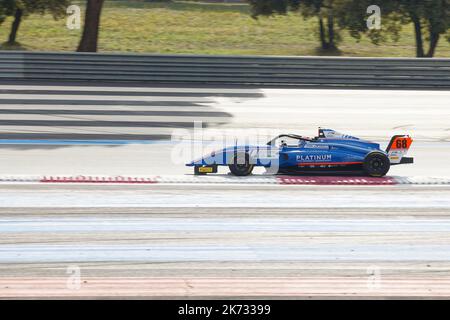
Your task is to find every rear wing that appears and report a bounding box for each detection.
[386,135,413,165]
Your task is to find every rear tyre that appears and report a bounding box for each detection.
[228,153,254,176]
[363,152,390,177]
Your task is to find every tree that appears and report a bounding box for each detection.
[0,1,9,26]
[248,0,343,52]
[404,0,449,57]
[0,1,16,34]
[77,0,105,52]
[0,0,68,45]
[336,0,449,57]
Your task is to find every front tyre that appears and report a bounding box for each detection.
[363,152,390,177]
[228,153,254,176]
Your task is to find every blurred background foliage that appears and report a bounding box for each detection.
[0,0,448,57]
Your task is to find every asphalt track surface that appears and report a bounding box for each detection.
[0,83,449,298]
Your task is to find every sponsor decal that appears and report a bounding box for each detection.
[388,150,404,163]
[296,154,332,162]
[303,143,329,149]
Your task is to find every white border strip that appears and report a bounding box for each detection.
[0,175,450,185]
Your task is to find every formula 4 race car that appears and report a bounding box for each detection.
[186,128,413,177]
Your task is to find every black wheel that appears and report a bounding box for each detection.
[363,152,390,177]
[228,153,254,176]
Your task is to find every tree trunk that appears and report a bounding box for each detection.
[8,8,23,44]
[327,13,336,49]
[425,31,439,58]
[318,16,327,49]
[411,15,424,57]
[77,0,105,52]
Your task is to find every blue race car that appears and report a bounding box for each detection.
[186,128,413,177]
